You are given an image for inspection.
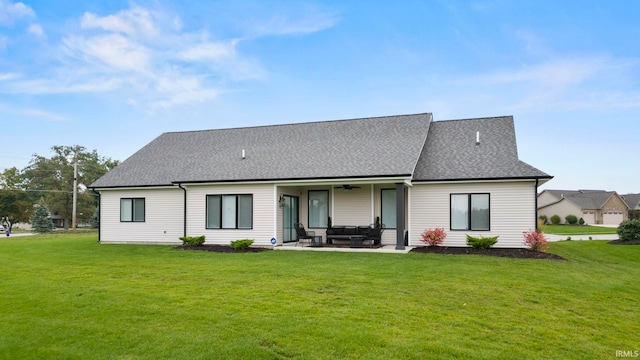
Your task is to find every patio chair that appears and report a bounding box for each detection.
[364,224,385,248]
[294,223,315,247]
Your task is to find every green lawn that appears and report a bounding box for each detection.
[1,233,638,359]
[543,224,618,235]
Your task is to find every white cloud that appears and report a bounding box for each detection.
[0,102,66,122]
[0,72,20,81]
[244,4,339,38]
[27,23,45,38]
[0,0,35,25]
[63,34,152,73]
[251,13,338,36]
[453,56,640,113]
[17,107,66,121]
[7,77,122,94]
[80,6,159,38]
[178,40,238,62]
[0,3,334,110]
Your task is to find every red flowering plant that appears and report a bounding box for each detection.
[421,227,447,246]
[523,230,549,252]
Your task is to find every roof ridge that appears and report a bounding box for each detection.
[434,115,513,123]
[162,112,434,135]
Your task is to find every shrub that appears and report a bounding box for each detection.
[565,215,578,225]
[180,235,206,246]
[523,230,549,252]
[537,218,546,233]
[578,217,585,225]
[617,219,640,242]
[550,215,561,225]
[466,235,498,249]
[230,239,254,250]
[538,215,548,224]
[420,227,447,246]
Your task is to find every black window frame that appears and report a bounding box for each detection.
[450,193,490,231]
[120,198,145,222]
[308,190,329,229]
[206,194,253,230]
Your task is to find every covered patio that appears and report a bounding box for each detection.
[274,179,410,249]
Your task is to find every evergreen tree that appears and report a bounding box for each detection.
[30,200,55,233]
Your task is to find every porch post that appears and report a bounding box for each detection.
[395,182,405,250]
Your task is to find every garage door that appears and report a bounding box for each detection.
[582,212,595,225]
[603,212,624,225]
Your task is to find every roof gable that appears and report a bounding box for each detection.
[91,113,433,187]
[413,116,551,181]
[621,194,640,209]
[541,189,618,210]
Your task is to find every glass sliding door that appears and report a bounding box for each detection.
[282,195,299,243]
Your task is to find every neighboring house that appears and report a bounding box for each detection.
[537,190,628,225]
[621,194,640,220]
[90,113,552,249]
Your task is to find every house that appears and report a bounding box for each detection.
[90,113,552,249]
[537,190,628,225]
[621,194,640,220]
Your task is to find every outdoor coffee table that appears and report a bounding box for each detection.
[350,235,364,248]
[310,236,323,247]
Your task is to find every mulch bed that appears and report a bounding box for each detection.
[174,245,271,253]
[175,243,567,260]
[410,246,566,260]
[608,239,640,245]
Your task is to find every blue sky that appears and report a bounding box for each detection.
[1,0,638,193]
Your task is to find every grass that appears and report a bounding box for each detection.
[1,233,639,359]
[542,224,618,235]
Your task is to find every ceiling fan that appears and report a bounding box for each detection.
[334,184,361,190]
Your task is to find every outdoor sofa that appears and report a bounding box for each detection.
[326,225,384,247]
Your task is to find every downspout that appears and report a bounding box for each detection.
[534,179,539,231]
[92,189,101,242]
[178,183,187,237]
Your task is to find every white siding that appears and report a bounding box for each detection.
[410,181,537,248]
[100,188,184,244]
[333,186,372,226]
[185,183,276,246]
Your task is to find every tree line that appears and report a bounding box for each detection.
[0,145,118,230]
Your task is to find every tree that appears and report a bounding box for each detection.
[22,145,119,228]
[0,167,34,230]
[0,167,25,190]
[29,199,55,233]
[0,190,34,230]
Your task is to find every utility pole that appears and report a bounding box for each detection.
[72,163,77,230]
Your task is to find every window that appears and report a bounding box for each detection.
[381,189,396,228]
[308,190,328,228]
[120,198,145,222]
[206,195,253,229]
[450,193,490,231]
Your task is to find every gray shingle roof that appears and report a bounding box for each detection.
[91,113,433,187]
[542,190,617,210]
[413,116,551,181]
[622,194,640,209]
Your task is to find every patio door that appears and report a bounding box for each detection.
[282,195,299,243]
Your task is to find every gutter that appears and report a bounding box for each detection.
[177,183,187,237]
